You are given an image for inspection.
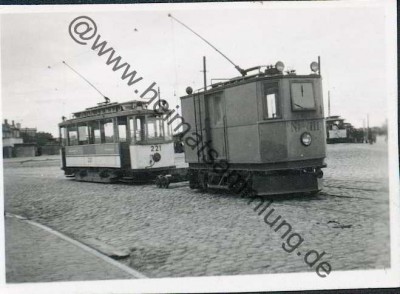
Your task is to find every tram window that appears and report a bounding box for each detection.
[129,118,135,142]
[131,116,145,142]
[147,118,156,139]
[78,124,89,145]
[60,127,67,146]
[263,84,280,119]
[88,121,101,144]
[101,118,114,143]
[147,116,164,139]
[164,119,172,140]
[68,126,78,146]
[117,117,127,142]
[291,82,315,110]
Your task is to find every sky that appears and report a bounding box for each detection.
[1,1,394,137]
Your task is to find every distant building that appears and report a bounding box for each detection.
[2,119,23,158]
[2,119,39,158]
[20,127,37,138]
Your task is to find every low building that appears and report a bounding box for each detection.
[2,119,23,158]
[20,126,37,143]
[14,143,37,157]
[40,143,61,155]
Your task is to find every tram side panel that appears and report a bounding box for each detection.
[129,143,175,169]
[65,143,122,168]
[181,96,202,163]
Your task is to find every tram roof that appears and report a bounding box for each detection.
[181,73,321,99]
[59,100,158,126]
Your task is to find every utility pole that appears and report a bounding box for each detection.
[202,56,207,91]
[328,91,331,117]
[367,114,370,143]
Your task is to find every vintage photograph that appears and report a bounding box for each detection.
[1,1,398,293]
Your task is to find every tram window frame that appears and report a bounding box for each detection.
[67,125,78,146]
[146,115,165,140]
[129,116,146,144]
[100,118,115,143]
[163,115,172,140]
[78,123,89,145]
[60,127,67,146]
[88,121,101,144]
[117,116,128,143]
[290,81,316,111]
[262,83,281,120]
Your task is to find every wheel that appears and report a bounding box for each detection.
[163,177,170,189]
[188,170,199,189]
[228,173,248,194]
[155,175,163,188]
[198,171,208,191]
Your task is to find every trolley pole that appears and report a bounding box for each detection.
[318,56,321,75]
[203,56,207,91]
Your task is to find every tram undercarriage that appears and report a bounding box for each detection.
[63,166,188,184]
[187,165,324,196]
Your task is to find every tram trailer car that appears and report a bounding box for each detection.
[181,61,326,195]
[59,100,186,183]
[326,116,366,144]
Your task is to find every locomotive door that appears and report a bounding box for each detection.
[205,92,228,160]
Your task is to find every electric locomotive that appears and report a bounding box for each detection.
[180,61,326,195]
[59,100,184,183]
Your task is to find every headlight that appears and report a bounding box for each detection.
[301,132,312,146]
[275,61,285,72]
[310,61,319,73]
[152,152,161,162]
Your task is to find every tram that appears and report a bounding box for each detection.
[59,100,185,183]
[181,61,327,195]
[59,14,327,195]
[326,115,365,143]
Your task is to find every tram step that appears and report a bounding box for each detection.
[119,177,134,183]
[207,184,229,190]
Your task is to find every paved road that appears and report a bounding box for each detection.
[4,139,390,280]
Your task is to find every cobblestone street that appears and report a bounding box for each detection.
[4,138,390,281]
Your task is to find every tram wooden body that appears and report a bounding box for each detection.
[180,62,326,195]
[59,100,186,183]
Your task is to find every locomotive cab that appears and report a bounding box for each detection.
[59,100,175,182]
[181,61,327,195]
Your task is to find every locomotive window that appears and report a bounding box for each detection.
[265,94,278,118]
[291,82,315,110]
[211,94,223,126]
[78,124,89,145]
[88,121,101,144]
[68,125,78,146]
[101,118,114,143]
[263,84,280,119]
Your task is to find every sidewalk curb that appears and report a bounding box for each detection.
[5,213,148,279]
